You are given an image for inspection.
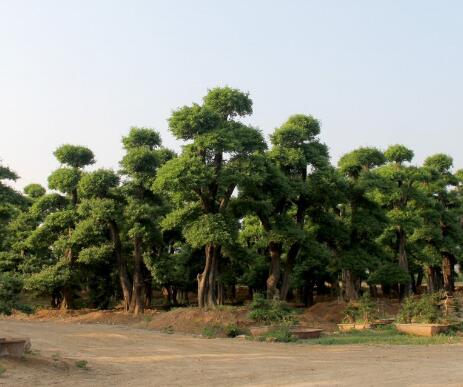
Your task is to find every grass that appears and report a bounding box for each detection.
[303,326,460,345]
[0,365,5,377]
[75,360,88,369]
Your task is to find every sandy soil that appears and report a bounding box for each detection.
[1,320,463,386]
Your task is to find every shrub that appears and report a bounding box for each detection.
[0,366,5,377]
[249,293,293,324]
[0,273,32,315]
[396,293,442,324]
[224,323,242,338]
[342,293,379,323]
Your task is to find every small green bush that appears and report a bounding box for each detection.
[396,293,442,324]
[249,293,294,324]
[224,323,242,338]
[0,365,5,376]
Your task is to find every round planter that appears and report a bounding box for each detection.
[289,328,323,339]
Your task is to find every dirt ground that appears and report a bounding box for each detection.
[1,320,463,386]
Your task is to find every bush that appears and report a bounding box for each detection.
[0,273,32,315]
[224,323,242,338]
[396,293,442,324]
[249,293,293,324]
[342,293,379,323]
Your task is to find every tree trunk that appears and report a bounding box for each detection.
[60,288,72,310]
[442,253,455,294]
[198,243,219,308]
[426,266,442,293]
[301,281,314,307]
[266,241,281,299]
[280,243,300,301]
[129,237,144,315]
[397,228,411,297]
[342,269,358,301]
[109,221,132,311]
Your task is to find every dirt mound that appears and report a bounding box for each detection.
[298,300,347,331]
[147,307,251,334]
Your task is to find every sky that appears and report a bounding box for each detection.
[1,0,462,190]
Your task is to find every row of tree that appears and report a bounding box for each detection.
[1,87,462,314]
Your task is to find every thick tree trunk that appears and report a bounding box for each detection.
[198,243,219,308]
[109,221,132,311]
[442,253,455,294]
[266,241,281,299]
[426,266,442,293]
[129,237,144,315]
[280,243,300,301]
[60,288,72,310]
[342,269,358,301]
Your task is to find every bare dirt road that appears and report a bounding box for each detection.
[1,320,463,387]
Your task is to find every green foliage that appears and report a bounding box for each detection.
[224,323,243,338]
[201,324,222,338]
[396,293,442,323]
[306,325,456,345]
[78,169,119,198]
[75,360,88,369]
[384,144,414,164]
[24,184,46,199]
[48,168,81,194]
[249,293,293,324]
[0,273,32,315]
[368,263,410,286]
[342,293,379,323]
[54,145,95,168]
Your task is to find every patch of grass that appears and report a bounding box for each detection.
[75,360,88,369]
[0,365,5,377]
[304,326,459,345]
[201,324,222,338]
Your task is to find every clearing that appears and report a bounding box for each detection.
[1,320,463,386]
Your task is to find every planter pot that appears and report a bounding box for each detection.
[0,338,31,358]
[395,323,450,337]
[289,328,323,339]
[249,326,272,336]
[337,323,377,332]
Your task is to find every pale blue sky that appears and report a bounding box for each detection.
[1,1,462,189]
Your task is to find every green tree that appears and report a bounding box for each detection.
[154,87,266,308]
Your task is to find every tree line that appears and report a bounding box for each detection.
[1,87,462,314]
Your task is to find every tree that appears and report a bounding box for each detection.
[26,145,95,308]
[120,127,174,314]
[154,87,266,308]
[338,147,387,300]
[374,145,423,297]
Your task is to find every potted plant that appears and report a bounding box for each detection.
[338,293,380,332]
[395,292,452,336]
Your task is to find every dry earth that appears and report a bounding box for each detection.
[1,320,463,386]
